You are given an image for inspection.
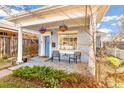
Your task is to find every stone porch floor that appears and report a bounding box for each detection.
[9,56,91,76]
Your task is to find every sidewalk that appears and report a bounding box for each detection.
[0,69,12,78]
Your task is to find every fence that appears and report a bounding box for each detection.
[0,35,38,58]
[107,48,124,60]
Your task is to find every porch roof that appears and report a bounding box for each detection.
[0,19,39,35]
[6,5,109,31]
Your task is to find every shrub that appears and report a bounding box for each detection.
[13,66,69,87]
[107,56,122,68]
[12,66,107,88]
[60,73,106,88]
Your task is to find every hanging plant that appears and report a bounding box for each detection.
[39,25,47,34]
[59,23,68,32]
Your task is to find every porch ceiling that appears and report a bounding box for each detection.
[6,5,109,31]
[24,17,87,31]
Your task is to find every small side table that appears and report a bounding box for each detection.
[62,53,70,61]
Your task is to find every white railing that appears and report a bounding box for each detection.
[107,48,124,60]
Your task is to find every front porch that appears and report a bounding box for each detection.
[6,5,109,76]
[9,56,91,76]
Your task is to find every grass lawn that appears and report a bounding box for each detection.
[0,75,39,88]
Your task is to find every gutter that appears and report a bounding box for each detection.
[6,5,66,21]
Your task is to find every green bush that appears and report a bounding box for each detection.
[12,66,107,88]
[107,56,122,68]
[12,66,69,87]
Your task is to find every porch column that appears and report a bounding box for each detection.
[49,35,52,57]
[88,14,96,76]
[16,27,23,64]
[38,33,45,56]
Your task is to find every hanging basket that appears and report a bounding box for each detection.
[59,24,68,32]
[39,26,47,34]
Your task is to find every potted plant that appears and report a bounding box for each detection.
[59,23,68,32]
[39,25,47,34]
[22,57,27,62]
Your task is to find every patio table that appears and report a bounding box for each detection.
[61,53,70,61]
[60,51,74,61]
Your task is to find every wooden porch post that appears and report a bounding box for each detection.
[16,27,23,64]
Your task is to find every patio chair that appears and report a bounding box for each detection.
[51,50,60,62]
[69,52,81,63]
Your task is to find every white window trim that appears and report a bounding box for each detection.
[58,31,78,53]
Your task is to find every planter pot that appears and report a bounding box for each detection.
[59,24,68,32]
[23,57,27,62]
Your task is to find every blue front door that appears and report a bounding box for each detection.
[45,36,49,56]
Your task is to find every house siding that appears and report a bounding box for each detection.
[50,30,91,63]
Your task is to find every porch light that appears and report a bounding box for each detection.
[39,25,47,34]
[59,23,68,32]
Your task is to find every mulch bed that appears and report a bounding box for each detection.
[17,77,108,88]
[60,79,107,88]
[16,77,49,88]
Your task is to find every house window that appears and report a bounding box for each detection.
[58,33,77,50]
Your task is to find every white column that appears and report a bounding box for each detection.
[38,33,42,56]
[88,14,96,76]
[38,33,45,56]
[16,27,23,64]
[49,35,52,57]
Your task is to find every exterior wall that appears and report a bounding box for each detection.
[77,30,90,63]
[51,30,58,51]
[48,29,91,63]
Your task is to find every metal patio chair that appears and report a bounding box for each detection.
[51,50,60,62]
[69,52,81,63]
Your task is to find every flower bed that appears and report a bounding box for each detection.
[12,66,107,88]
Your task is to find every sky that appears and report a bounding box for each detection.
[97,5,124,35]
[0,5,124,35]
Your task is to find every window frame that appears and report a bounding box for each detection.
[58,31,78,51]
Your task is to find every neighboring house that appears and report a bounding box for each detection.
[6,5,109,75]
[96,31,107,49]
